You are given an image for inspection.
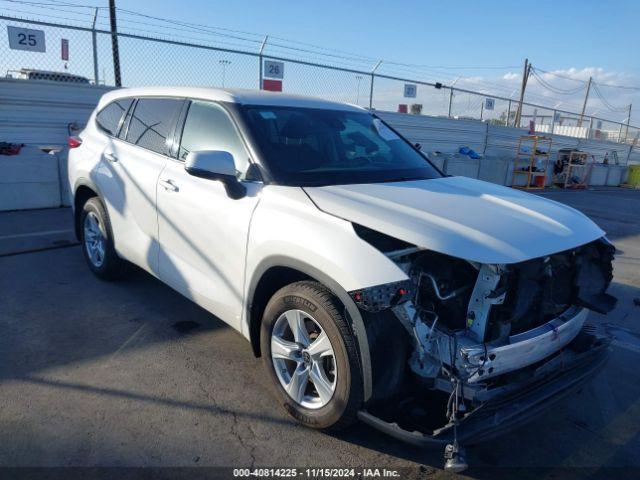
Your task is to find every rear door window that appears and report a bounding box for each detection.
[125,98,183,155]
[95,98,133,136]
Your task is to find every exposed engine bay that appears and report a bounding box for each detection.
[349,226,617,472]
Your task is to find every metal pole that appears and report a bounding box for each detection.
[448,88,454,118]
[623,104,632,143]
[480,101,484,121]
[550,109,556,134]
[514,58,530,127]
[355,75,362,105]
[618,120,624,143]
[91,8,99,85]
[577,76,592,128]
[258,35,268,90]
[108,0,121,87]
[369,60,382,110]
[219,59,231,87]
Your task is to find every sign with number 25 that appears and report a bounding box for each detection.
[8,26,46,52]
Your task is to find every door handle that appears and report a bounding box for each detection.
[159,179,179,192]
[104,152,118,163]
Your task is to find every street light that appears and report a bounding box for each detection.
[219,59,231,87]
[355,75,363,105]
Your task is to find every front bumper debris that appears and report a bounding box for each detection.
[358,327,610,446]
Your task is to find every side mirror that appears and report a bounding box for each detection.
[184,150,246,199]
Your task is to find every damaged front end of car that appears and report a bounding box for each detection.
[349,226,616,472]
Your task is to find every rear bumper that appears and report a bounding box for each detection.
[358,329,610,446]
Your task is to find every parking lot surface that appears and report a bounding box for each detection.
[1,187,640,478]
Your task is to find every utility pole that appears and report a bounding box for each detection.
[514,58,530,128]
[623,103,632,143]
[109,0,121,87]
[577,76,592,128]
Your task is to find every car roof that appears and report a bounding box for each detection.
[99,86,366,112]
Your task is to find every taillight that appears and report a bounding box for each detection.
[68,136,82,148]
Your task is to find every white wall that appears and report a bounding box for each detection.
[0,79,636,211]
[0,77,112,146]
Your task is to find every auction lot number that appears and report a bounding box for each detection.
[233,468,400,478]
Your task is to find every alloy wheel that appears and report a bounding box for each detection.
[83,211,106,268]
[271,309,337,409]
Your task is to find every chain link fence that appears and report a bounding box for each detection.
[2,14,638,147]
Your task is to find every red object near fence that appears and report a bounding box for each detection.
[262,79,282,92]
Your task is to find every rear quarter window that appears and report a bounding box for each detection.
[95,98,133,136]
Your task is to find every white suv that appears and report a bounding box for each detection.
[68,87,615,471]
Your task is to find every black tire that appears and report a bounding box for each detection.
[80,197,126,280]
[260,281,364,432]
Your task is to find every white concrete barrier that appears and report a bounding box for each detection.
[606,166,624,186]
[426,152,446,171]
[56,147,72,207]
[443,156,480,179]
[0,146,61,211]
[478,156,509,185]
[589,164,608,186]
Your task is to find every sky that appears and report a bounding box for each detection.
[2,0,640,125]
[120,0,639,74]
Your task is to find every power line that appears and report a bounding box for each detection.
[1,0,100,8]
[530,68,586,95]
[591,81,629,112]
[0,6,97,25]
[533,67,588,84]
[536,66,640,91]
[0,0,98,17]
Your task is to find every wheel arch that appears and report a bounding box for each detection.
[73,178,102,240]
[246,256,373,402]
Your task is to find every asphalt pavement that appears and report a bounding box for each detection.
[1,187,639,479]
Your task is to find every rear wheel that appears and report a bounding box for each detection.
[80,197,126,280]
[260,281,363,431]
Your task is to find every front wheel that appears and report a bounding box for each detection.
[260,281,364,431]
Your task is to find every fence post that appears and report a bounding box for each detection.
[109,0,122,86]
[448,89,454,118]
[506,100,512,126]
[618,122,624,143]
[258,35,268,90]
[91,8,99,85]
[550,109,557,134]
[623,104,632,144]
[369,60,382,110]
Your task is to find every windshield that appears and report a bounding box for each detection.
[240,105,441,186]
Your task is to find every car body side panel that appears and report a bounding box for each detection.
[243,186,406,403]
[243,186,408,327]
[68,111,166,275]
[156,159,262,331]
[94,138,167,274]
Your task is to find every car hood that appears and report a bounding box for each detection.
[303,176,605,264]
